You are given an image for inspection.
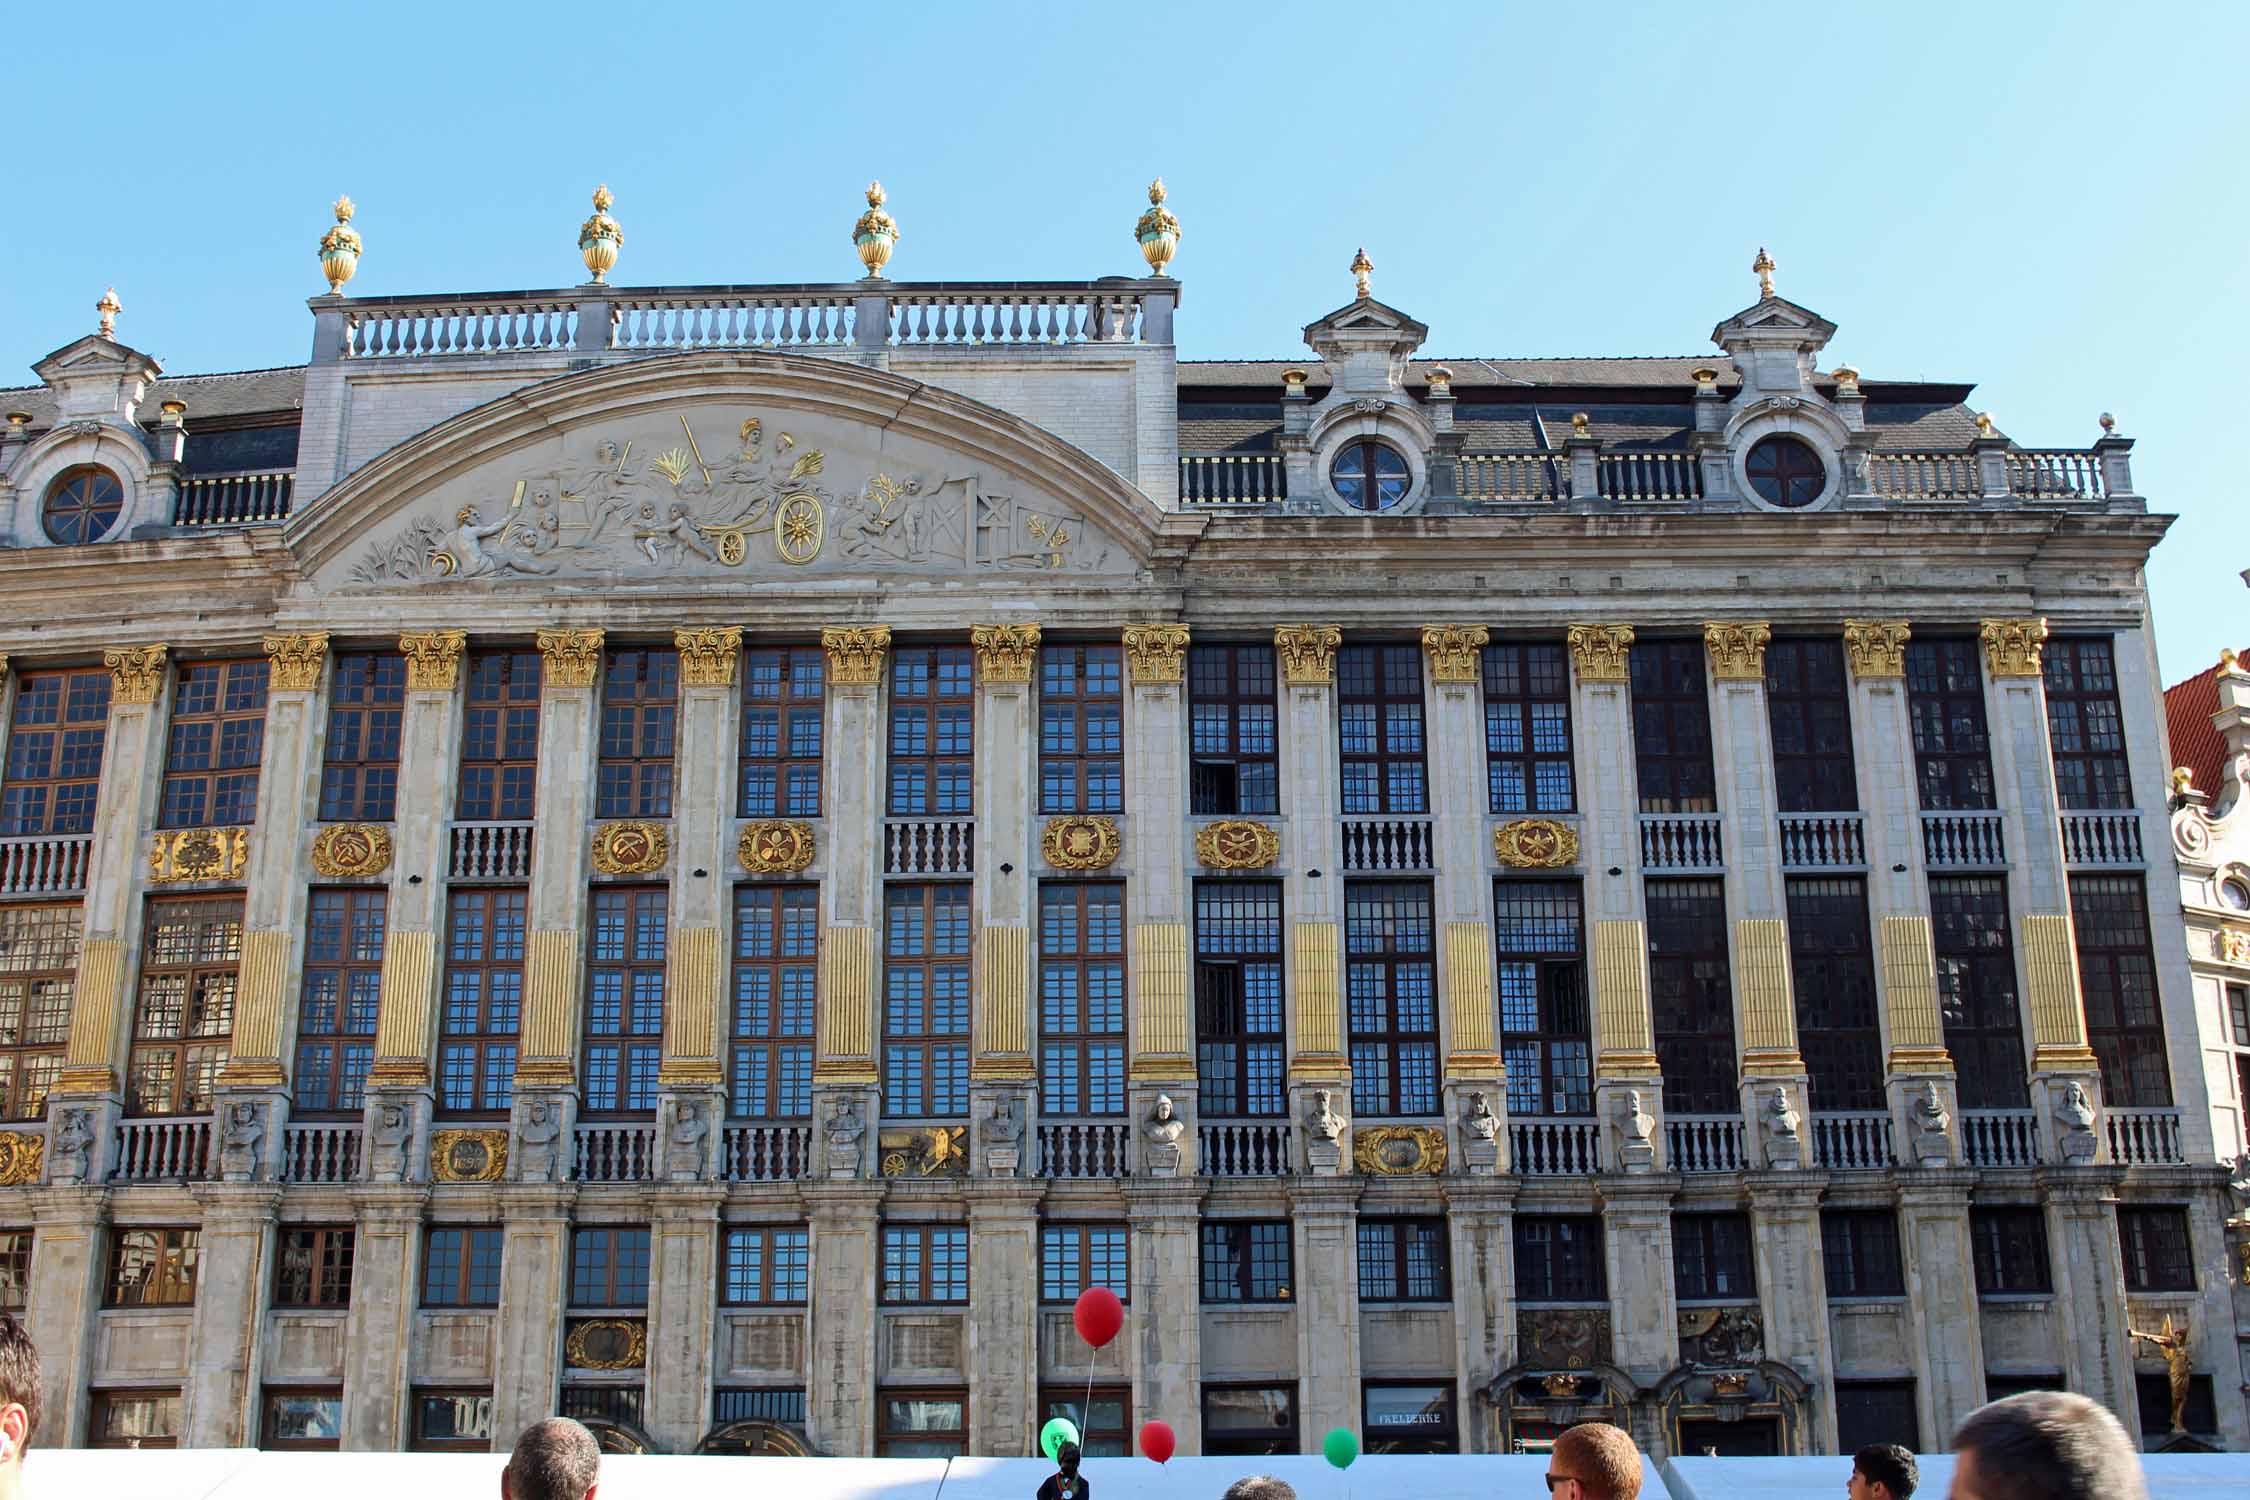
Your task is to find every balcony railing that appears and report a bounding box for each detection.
[1960,1108,2041,1168]
[1666,1113,1746,1173]
[1038,1121,1129,1179]
[1510,1118,1600,1176]
[1922,811,2006,869]
[2105,1108,2183,1166]
[1640,813,1724,872]
[2060,811,2144,868]
[1180,454,1286,506]
[888,286,1147,346]
[0,834,91,896]
[1198,1121,1291,1177]
[1777,812,1866,870]
[572,1123,656,1183]
[885,818,974,876]
[613,292,856,351]
[1598,451,1702,502]
[1867,452,1981,501]
[1811,1111,1894,1171]
[173,470,295,527]
[2006,450,2107,501]
[112,1118,212,1183]
[721,1124,811,1182]
[1340,816,1435,873]
[346,296,581,358]
[450,821,534,882]
[1460,452,1566,503]
[281,1123,361,1183]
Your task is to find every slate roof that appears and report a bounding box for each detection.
[0,364,306,430]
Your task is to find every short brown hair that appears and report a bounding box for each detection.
[1553,1421,1642,1500]
[1951,1391,2144,1500]
[1221,1480,1298,1500]
[503,1416,601,1500]
[0,1311,41,1454]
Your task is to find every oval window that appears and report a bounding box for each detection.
[1331,440,1411,511]
[1744,435,1827,509]
[42,466,124,545]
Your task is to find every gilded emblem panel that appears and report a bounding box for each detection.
[1195,820,1280,871]
[1042,816,1120,872]
[739,821,817,875]
[879,1125,968,1178]
[592,822,669,876]
[1495,819,1580,869]
[1353,1124,1447,1176]
[430,1128,509,1183]
[311,824,394,878]
[150,828,249,884]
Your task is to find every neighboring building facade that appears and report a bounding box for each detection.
[0,191,2242,1459]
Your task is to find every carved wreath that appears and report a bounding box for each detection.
[311,824,394,878]
[430,1128,509,1183]
[565,1318,648,1370]
[738,821,816,875]
[592,822,669,875]
[1494,819,1580,869]
[1353,1124,1448,1176]
[1195,819,1280,870]
[1042,816,1120,871]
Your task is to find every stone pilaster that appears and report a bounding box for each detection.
[515,629,601,1159]
[965,1181,1043,1452]
[340,1184,430,1450]
[1441,1176,1519,1453]
[657,629,739,1171]
[645,1186,725,1452]
[812,628,888,1167]
[1597,1175,1679,1387]
[2038,1166,2134,1419]
[803,1181,884,1454]
[1423,626,1506,1162]
[492,1184,576,1439]
[24,1187,110,1445]
[1122,626,1194,1168]
[1745,1172,1835,1452]
[1124,1178,1204,1452]
[182,1183,281,1446]
[1894,1172,1986,1446]
[969,624,1039,1159]
[1274,626,1347,1166]
[1288,1177,1362,1445]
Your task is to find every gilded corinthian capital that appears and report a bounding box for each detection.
[675,626,743,687]
[1980,617,2048,678]
[822,625,892,686]
[970,622,1041,683]
[1841,619,1911,679]
[1565,624,1634,682]
[399,629,468,692]
[105,644,169,704]
[1421,625,1489,684]
[1274,625,1343,686]
[262,631,331,691]
[1703,621,1771,681]
[1122,623,1190,684]
[536,628,604,689]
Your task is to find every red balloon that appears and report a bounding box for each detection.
[1073,1285,1124,1348]
[1138,1419,1176,1465]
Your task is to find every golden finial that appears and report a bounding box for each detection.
[1833,364,1861,394]
[2171,766,2195,797]
[1425,366,1454,392]
[1571,411,1591,436]
[1280,368,1309,396]
[578,184,623,284]
[2099,411,2116,435]
[1974,412,1996,439]
[1691,367,1720,394]
[1136,178,1181,277]
[853,181,900,278]
[1350,247,1374,299]
[1752,247,1776,299]
[95,287,121,339]
[318,195,363,294]
[2222,647,2242,673]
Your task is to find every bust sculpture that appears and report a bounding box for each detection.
[2055,1080,2100,1164]
[2226,1152,2250,1220]
[1307,1088,1345,1143]
[1911,1081,1952,1167]
[516,1095,563,1182]
[50,1107,94,1184]
[1464,1091,1499,1142]
[1762,1087,1803,1170]
[219,1099,265,1181]
[1616,1088,1656,1173]
[825,1095,867,1179]
[368,1099,413,1182]
[1143,1093,1185,1178]
[665,1099,708,1181]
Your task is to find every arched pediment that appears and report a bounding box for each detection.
[287,350,1161,590]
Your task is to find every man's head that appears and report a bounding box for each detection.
[1949,1391,2145,1500]
[1850,1443,1918,1500]
[501,1417,600,1500]
[1549,1422,1642,1500]
[1056,1440,1080,1476]
[1220,1479,1297,1500]
[0,1312,39,1472]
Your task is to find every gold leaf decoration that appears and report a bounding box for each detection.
[1195,820,1280,870]
[311,824,394,879]
[1494,819,1580,870]
[1042,816,1121,871]
[565,1318,649,1370]
[1565,624,1634,683]
[0,1132,45,1187]
[591,822,668,876]
[739,821,817,875]
[430,1128,509,1183]
[1353,1124,1447,1176]
[879,1125,967,1177]
[150,827,249,884]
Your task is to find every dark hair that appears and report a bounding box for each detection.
[1553,1421,1643,1500]
[1951,1391,2145,1500]
[1854,1442,1918,1498]
[1220,1480,1297,1500]
[503,1416,601,1500]
[0,1311,40,1455]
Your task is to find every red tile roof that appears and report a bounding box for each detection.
[2164,651,2245,799]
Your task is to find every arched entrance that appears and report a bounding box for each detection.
[578,1418,661,1455]
[695,1419,817,1456]
[1653,1360,1811,1457]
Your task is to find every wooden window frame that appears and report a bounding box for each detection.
[886,645,975,816]
[1930,876,2029,1107]
[1039,1223,1128,1303]
[738,645,823,818]
[421,1226,504,1308]
[1905,637,1996,810]
[1514,1215,1605,1303]
[40,466,123,546]
[1038,643,1123,814]
[1363,1380,1459,1456]
[1646,878,1736,1114]
[730,885,817,1120]
[721,1225,810,1306]
[1786,876,1884,1110]
[437,888,525,1118]
[1338,642,1428,814]
[1629,640,1717,813]
[0,1229,30,1313]
[582,885,668,1117]
[1188,643,1279,816]
[1483,642,1574,815]
[1193,880,1285,1118]
[1199,1219,1292,1304]
[1970,1207,2053,1295]
[1203,1382,1299,1459]
[596,648,678,819]
[880,1225,969,1305]
[273,1225,355,1309]
[411,1387,496,1453]
[1344,879,1439,1117]
[1673,1212,1757,1302]
[1038,881,1126,1117]
[2043,635,2132,811]
[127,897,242,1116]
[456,649,542,821]
[1821,1209,1905,1298]
[1763,638,1858,812]
[90,1388,182,1449]
[292,887,387,1117]
[317,651,405,821]
[158,659,269,829]
[875,1388,967,1457]
[713,1387,807,1427]
[105,1226,201,1307]
[2118,1206,2195,1292]
[1356,1216,1450,1303]
[2070,873,2171,1107]
[0,667,110,835]
[1494,879,1590,1117]
[261,1385,344,1450]
[569,1226,653,1310]
[0,903,81,1121]
[1040,1386,1132,1458]
[882,883,971,1119]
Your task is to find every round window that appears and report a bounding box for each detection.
[2221,877,2250,912]
[42,466,124,545]
[1744,435,1827,508]
[1331,439,1411,511]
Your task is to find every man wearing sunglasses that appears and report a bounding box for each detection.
[1545,1422,1643,1500]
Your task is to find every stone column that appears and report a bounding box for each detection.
[1570,626,1661,1167]
[182,1183,280,1446]
[1289,1178,1362,1447]
[1842,621,1959,1162]
[1121,626,1195,1172]
[512,629,602,1176]
[1894,1172,1986,1445]
[2040,1167,2135,1418]
[804,1181,884,1454]
[1597,1177,1679,1391]
[1274,626,1348,1171]
[340,1184,429,1449]
[49,644,173,1174]
[364,630,468,1181]
[965,1181,1043,1452]
[811,628,889,1171]
[1422,627,1506,1168]
[969,624,1040,1172]
[216,632,332,1174]
[1745,1174,1835,1453]
[24,1187,110,1444]
[645,1187,725,1451]
[1124,1179,1203,1450]
[492,1185,575,1438]
[1442,1178,1518,1453]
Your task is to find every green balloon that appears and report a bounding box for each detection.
[1323,1426,1360,1469]
[1041,1416,1082,1461]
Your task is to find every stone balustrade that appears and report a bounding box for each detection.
[1597,451,1702,503]
[2060,811,2144,868]
[1340,816,1434,873]
[1458,452,1567,502]
[281,1123,362,1183]
[2105,1107,2183,1166]
[1666,1113,1747,1173]
[1922,810,2007,869]
[0,833,90,896]
[113,1118,212,1183]
[1777,812,1866,870]
[1510,1117,1600,1176]
[572,1123,657,1183]
[884,818,975,876]
[1178,454,1287,506]
[1037,1121,1130,1179]
[172,470,295,527]
[1640,812,1724,872]
[1198,1121,1292,1177]
[1960,1108,2042,1168]
[720,1124,811,1182]
[449,821,535,882]
[1811,1110,1895,1171]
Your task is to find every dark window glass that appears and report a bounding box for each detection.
[884,884,971,1118]
[318,652,405,821]
[91,1389,182,1449]
[1906,639,1995,810]
[721,1227,810,1305]
[1930,876,2028,1107]
[596,649,678,818]
[1821,1210,1905,1297]
[159,659,268,828]
[1200,1220,1293,1302]
[422,1227,504,1307]
[1836,1382,1918,1456]
[438,888,524,1117]
[1630,640,1716,812]
[876,1391,966,1457]
[293,888,386,1116]
[1194,881,1285,1118]
[1364,1382,1458,1456]
[1515,1216,1605,1302]
[2118,1207,2194,1292]
[1339,644,1427,814]
[1040,883,1125,1116]
[881,1225,969,1303]
[274,1226,354,1308]
[1971,1208,2052,1295]
[1204,1385,1298,1459]
[1357,1218,1449,1302]
[2071,875,2169,1106]
[1674,1213,1756,1302]
[412,1389,495,1452]
[2135,1373,2218,1440]
[1332,439,1410,511]
[582,886,667,1115]
[731,885,816,1119]
[570,1226,652,1308]
[456,650,541,821]
[1484,643,1574,814]
[1787,877,1883,1110]
[738,645,822,818]
[888,646,974,816]
[41,466,123,545]
[1494,879,1590,1116]
[2044,637,2132,810]
[713,1388,807,1428]
[0,904,81,1121]
[1040,1224,1128,1302]
[1039,644,1123,814]
[1647,878,1736,1113]
[0,1231,29,1312]
[128,897,241,1116]
[106,1227,200,1306]
[1189,644,1278,816]
[558,1386,644,1431]
[1764,639,1857,812]
[1745,435,1826,508]
[1345,881,1438,1116]
[0,668,110,835]
[262,1387,345,1449]
[1041,1387,1130,1458]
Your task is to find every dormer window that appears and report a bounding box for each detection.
[1744,436,1825,509]
[1331,440,1410,512]
[42,466,124,545]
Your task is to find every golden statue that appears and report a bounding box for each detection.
[2127,1313,2193,1435]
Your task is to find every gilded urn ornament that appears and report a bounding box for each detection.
[318,196,362,294]
[311,823,393,878]
[1495,819,1580,869]
[739,821,816,875]
[853,181,899,278]
[578,185,623,284]
[1135,178,1181,276]
[1196,819,1280,870]
[592,821,668,875]
[1042,816,1120,872]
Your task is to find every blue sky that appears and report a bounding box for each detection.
[4,3,2244,683]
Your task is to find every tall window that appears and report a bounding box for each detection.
[1484,642,1574,814]
[1764,639,1857,811]
[878,1393,967,1457]
[422,1227,504,1307]
[274,1227,355,1308]
[318,651,406,821]
[1039,883,1125,1116]
[1204,1386,1298,1459]
[596,648,678,818]
[1970,1208,2052,1295]
[570,1226,652,1308]
[1357,1218,1449,1302]
[1189,644,1278,816]
[1837,1384,1919,1458]
[1041,1224,1128,1302]
[1514,1216,1604,1302]
[883,884,970,1118]
[2229,983,2250,1152]
[1,668,109,835]
[888,645,973,815]
[1042,1389,1130,1459]
[583,887,667,1115]
[0,905,80,1120]
[294,889,386,1116]
[1040,644,1123,814]
[1673,1213,1756,1302]
[1194,881,1285,1117]
[2071,875,2168,1105]
[1906,638,1995,810]
[0,1231,28,1313]
[456,649,541,821]
[1646,879,1735,1113]
[2044,636,2131,809]
[91,1391,182,1449]
[722,1226,810,1304]
[106,1227,200,1306]
[881,1225,969,1304]
[159,659,268,828]
[412,1391,495,1454]
[1786,878,1882,1110]
[1200,1221,1292,1302]
[128,898,241,1115]
[739,645,823,818]
[1345,881,1437,1116]
[438,889,524,1117]
[2118,1207,2194,1292]
[1630,641,1716,812]
[1494,880,1590,1117]
[731,885,817,1119]
[1821,1210,1905,1298]
[262,1388,344,1450]
[1339,644,1427,813]
[1930,876,2027,1107]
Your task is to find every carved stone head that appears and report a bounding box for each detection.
[1152,1094,1174,1122]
